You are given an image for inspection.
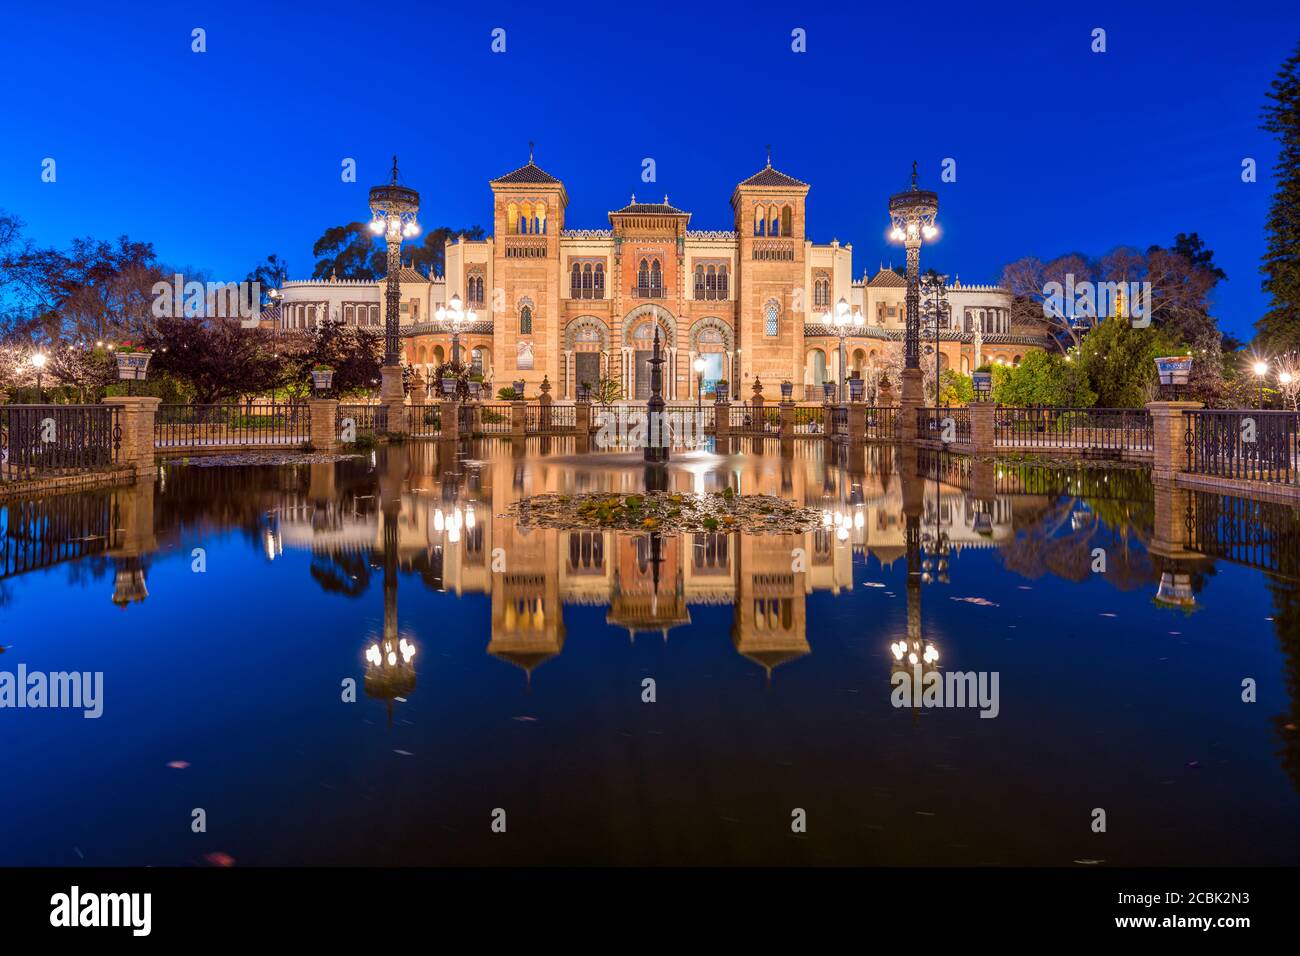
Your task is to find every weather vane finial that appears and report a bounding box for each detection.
[528,140,534,163]
[766,144,772,167]
[911,159,918,188]
[391,154,399,184]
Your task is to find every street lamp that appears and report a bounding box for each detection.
[888,162,939,411]
[823,297,864,401]
[1254,360,1269,409]
[369,156,419,417]
[30,351,47,402]
[920,272,949,405]
[435,293,476,371]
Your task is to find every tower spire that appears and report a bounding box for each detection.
[528,140,534,164]
[391,154,399,185]
[766,144,772,167]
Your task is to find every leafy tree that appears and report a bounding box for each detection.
[1257,39,1300,352]
[147,316,290,405]
[245,254,290,306]
[312,223,383,280]
[1075,316,1177,407]
[992,350,1096,407]
[939,369,973,405]
[287,320,382,397]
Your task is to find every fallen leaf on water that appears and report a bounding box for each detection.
[166,761,190,770]
[862,582,886,588]
[1186,760,1201,769]
[1074,859,1105,865]
[512,716,537,722]
[393,749,414,756]
[951,597,999,607]
[1099,612,1118,618]
[204,852,236,867]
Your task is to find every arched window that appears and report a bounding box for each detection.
[781,205,793,237]
[650,260,663,297]
[765,301,779,336]
[770,212,780,236]
[754,206,766,236]
[535,201,547,235]
[637,258,650,297]
[520,201,532,235]
[814,278,829,309]
[706,265,717,299]
[506,202,518,235]
[718,265,728,299]
[520,305,533,334]
[594,263,605,299]
[582,263,593,297]
[694,265,705,299]
[571,263,582,298]
[471,348,484,373]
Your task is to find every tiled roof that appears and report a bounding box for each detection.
[393,267,429,283]
[868,268,908,288]
[611,195,688,216]
[490,161,562,185]
[738,164,808,188]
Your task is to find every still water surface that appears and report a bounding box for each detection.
[1,438,1297,865]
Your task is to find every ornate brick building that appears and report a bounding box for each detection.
[274,156,1051,400]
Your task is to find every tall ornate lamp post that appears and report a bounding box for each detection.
[823,298,864,401]
[888,163,939,429]
[1253,360,1269,409]
[369,156,420,430]
[435,293,476,370]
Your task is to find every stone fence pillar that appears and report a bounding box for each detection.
[441,400,460,441]
[308,398,339,451]
[1146,401,1202,479]
[847,402,867,443]
[970,402,997,453]
[715,399,731,438]
[575,401,591,436]
[779,401,795,440]
[103,396,160,479]
[511,400,527,438]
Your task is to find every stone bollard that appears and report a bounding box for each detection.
[103,396,161,479]
[575,401,591,437]
[969,402,997,453]
[409,370,426,406]
[714,398,731,438]
[1146,400,1203,480]
[441,400,460,441]
[308,398,340,451]
[379,365,409,435]
[511,400,527,438]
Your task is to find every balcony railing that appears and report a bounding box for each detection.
[155,403,309,447]
[632,283,667,299]
[1,405,122,482]
[1184,409,1299,484]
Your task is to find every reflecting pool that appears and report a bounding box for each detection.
[2,437,1298,865]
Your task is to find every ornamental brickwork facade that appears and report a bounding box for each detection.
[273,156,1052,401]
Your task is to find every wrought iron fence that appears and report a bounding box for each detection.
[792,405,825,434]
[1,488,121,577]
[1,405,122,482]
[863,406,896,441]
[729,404,780,433]
[156,403,309,447]
[1184,409,1300,484]
[336,404,388,440]
[476,403,513,434]
[995,407,1152,451]
[409,405,441,437]
[918,406,972,444]
[525,403,576,433]
[830,405,849,438]
[1187,490,1300,578]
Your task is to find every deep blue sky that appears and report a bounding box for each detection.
[1,0,1296,341]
